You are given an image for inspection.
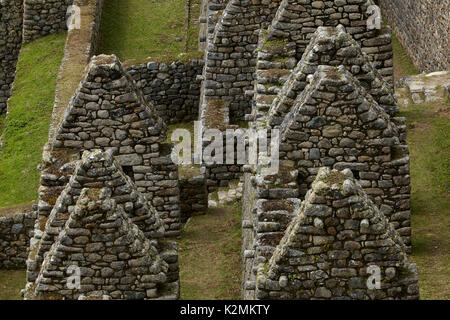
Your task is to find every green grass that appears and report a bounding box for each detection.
[178,201,242,299]
[0,270,26,300]
[98,0,200,62]
[0,33,66,209]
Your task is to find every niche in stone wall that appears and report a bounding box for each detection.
[122,165,135,181]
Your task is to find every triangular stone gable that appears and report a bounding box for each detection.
[255,167,419,300]
[27,150,166,284]
[53,54,166,153]
[278,65,411,247]
[268,26,397,127]
[26,187,172,300]
[265,0,320,61]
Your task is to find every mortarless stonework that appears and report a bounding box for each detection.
[37,54,181,241]
[263,26,397,128]
[253,167,419,300]
[279,64,411,247]
[25,150,179,300]
[179,171,208,221]
[0,0,424,300]
[0,0,23,115]
[378,0,450,73]
[199,0,397,194]
[201,0,394,126]
[22,0,73,44]
[262,0,394,81]
[0,211,36,269]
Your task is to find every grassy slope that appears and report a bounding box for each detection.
[0,33,66,209]
[394,36,450,300]
[178,202,242,299]
[98,0,199,62]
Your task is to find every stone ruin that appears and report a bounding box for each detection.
[242,62,416,300]
[0,0,426,300]
[25,149,179,300]
[254,167,418,300]
[36,54,180,240]
[24,54,181,299]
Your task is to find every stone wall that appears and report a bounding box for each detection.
[25,150,179,299]
[264,0,394,82]
[254,168,419,300]
[202,0,282,122]
[0,0,23,115]
[379,0,450,73]
[33,0,106,254]
[179,171,208,221]
[0,211,36,269]
[242,33,412,299]
[125,59,204,125]
[23,0,73,44]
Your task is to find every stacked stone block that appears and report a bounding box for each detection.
[241,162,302,299]
[22,0,73,43]
[264,0,394,82]
[37,55,181,240]
[202,0,282,122]
[28,150,167,286]
[279,65,411,246]
[201,0,394,129]
[25,187,178,299]
[242,63,412,299]
[254,167,419,300]
[179,171,208,221]
[267,26,398,127]
[0,0,23,114]
[126,59,204,125]
[379,0,450,73]
[251,28,295,125]
[25,150,179,300]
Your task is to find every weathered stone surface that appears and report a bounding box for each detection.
[126,60,204,125]
[24,178,179,300]
[36,54,181,260]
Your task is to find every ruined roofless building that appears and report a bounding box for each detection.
[0,0,422,300]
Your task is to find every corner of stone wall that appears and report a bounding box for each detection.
[0,210,37,269]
